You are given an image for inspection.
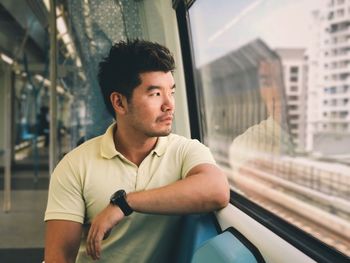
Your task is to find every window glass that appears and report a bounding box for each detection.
[290,66,299,74]
[290,86,298,91]
[290,76,298,82]
[188,0,350,256]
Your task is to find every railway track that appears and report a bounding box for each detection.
[246,193,350,257]
[217,157,350,257]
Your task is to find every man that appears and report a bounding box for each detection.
[44,40,229,262]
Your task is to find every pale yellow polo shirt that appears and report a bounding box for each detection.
[45,122,216,263]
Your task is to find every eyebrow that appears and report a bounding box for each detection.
[146,84,176,92]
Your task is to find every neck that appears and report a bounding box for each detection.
[113,125,158,166]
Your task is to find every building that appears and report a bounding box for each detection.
[276,48,308,153]
[307,0,350,157]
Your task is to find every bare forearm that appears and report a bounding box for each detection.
[45,220,82,263]
[127,164,230,214]
[45,253,75,263]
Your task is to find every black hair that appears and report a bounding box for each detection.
[98,39,175,118]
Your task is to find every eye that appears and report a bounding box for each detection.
[150,92,161,97]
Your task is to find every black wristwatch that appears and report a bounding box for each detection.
[110,190,133,216]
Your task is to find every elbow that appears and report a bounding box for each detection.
[216,187,230,209]
[213,179,230,209]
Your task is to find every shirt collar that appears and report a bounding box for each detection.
[100,122,169,159]
[151,136,168,157]
[100,122,121,159]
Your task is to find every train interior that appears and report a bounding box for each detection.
[0,0,349,262]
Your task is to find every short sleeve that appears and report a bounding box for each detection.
[44,155,85,223]
[181,140,216,179]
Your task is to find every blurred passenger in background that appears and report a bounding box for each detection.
[38,106,49,147]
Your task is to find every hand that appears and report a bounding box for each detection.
[86,204,124,260]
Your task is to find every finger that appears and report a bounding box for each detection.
[91,229,99,260]
[86,226,93,256]
[87,225,98,259]
[95,229,106,259]
[90,227,105,260]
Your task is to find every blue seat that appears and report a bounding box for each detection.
[191,228,265,263]
[175,213,219,263]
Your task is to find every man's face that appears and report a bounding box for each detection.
[124,71,175,137]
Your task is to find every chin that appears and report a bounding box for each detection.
[160,131,172,136]
[157,130,172,137]
[146,128,172,137]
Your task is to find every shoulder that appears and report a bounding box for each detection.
[164,135,216,178]
[54,135,103,174]
[65,135,103,161]
[166,133,201,145]
[165,133,211,155]
[51,135,104,184]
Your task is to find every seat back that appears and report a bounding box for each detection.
[174,213,220,263]
[191,227,265,263]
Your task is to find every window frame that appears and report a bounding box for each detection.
[173,1,350,262]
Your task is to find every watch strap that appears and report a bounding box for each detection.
[110,190,133,216]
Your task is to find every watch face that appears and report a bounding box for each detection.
[111,190,126,204]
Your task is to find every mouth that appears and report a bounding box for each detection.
[158,115,173,122]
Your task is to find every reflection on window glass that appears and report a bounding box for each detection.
[188,0,350,256]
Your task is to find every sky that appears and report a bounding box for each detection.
[189,0,325,66]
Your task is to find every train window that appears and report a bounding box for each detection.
[185,0,350,257]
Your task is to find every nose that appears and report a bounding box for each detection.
[161,93,175,112]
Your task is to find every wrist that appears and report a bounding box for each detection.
[108,203,125,221]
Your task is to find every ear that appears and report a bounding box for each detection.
[110,92,128,115]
